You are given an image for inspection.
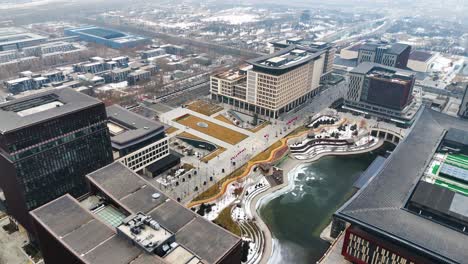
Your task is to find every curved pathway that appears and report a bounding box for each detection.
[249,139,385,264]
[188,118,350,208]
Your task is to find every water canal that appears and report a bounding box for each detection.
[259,145,393,263]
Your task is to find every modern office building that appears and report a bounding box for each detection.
[345,62,420,126]
[333,108,468,264]
[30,162,242,264]
[458,85,468,119]
[357,42,411,69]
[0,88,113,231]
[106,105,170,172]
[211,45,325,118]
[65,26,150,49]
[270,38,336,80]
[0,27,47,51]
[4,71,65,94]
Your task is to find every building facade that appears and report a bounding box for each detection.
[357,42,411,69]
[30,162,242,264]
[333,108,468,264]
[458,85,468,119]
[106,105,170,172]
[211,46,325,118]
[270,38,335,80]
[0,88,113,231]
[345,62,419,126]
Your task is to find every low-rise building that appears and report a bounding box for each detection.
[106,105,170,173]
[30,161,242,264]
[333,108,468,264]
[407,50,438,72]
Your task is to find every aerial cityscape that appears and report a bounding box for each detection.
[0,0,467,263]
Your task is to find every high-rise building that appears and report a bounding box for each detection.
[357,42,411,69]
[30,162,242,264]
[332,108,468,264]
[270,38,336,80]
[211,45,325,118]
[0,88,113,231]
[345,62,419,126]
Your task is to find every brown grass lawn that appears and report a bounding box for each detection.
[249,121,270,133]
[165,126,179,134]
[214,114,234,125]
[201,147,226,163]
[175,114,248,145]
[214,205,241,236]
[177,131,203,141]
[187,100,223,116]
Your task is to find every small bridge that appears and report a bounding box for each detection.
[370,128,404,145]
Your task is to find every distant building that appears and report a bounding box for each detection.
[270,38,336,80]
[64,26,150,49]
[30,162,242,264]
[357,42,411,69]
[0,27,47,51]
[0,88,113,231]
[407,50,438,72]
[106,105,170,173]
[211,45,325,118]
[140,48,166,60]
[345,62,420,126]
[4,71,65,94]
[333,108,468,264]
[459,85,468,119]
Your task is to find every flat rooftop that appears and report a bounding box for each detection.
[359,42,410,55]
[0,31,47,47]
[0,88,102,133]
[247,45,323,74]
[106,105,165,148]
[350,62,414,76]
[335,108,468,264]
[66,26,148,43]
[409,50,435,62]
[30,195,166,264]
[31,162,241,264]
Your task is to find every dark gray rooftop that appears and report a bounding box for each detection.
[88,162,240,263]
[87,162,168,213]
[409,50,434,62]
[149,200,196,233]
[350,61,413,75]
[444,128,468,146]
[359,42,410,55]
[0,88,102,133]
[175,217,240,263]
[409,181,468,224]
[247,45,324,72]
[106,105,164,148]
[30,195,160,264]
[32,162,241,263]
[353,156,386,189]
[335,108,468,264]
